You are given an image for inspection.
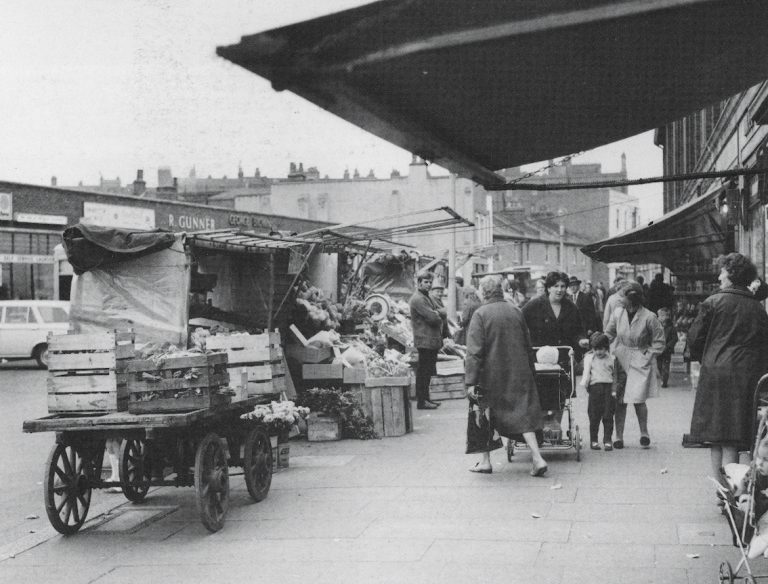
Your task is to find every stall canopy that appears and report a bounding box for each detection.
[217,0,768,188]
[580,189,728,269]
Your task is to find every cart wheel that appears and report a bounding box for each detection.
[120,439,153,503]
[44,442,92,534]
[506,439,515,462]
[195,432,230,532]
[718,561,734,584]
[743,576,756,584]
[243,426,272,502]
[574,425,581,462]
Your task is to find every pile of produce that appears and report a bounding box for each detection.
[295,279,342,331]
[296,387,378,440]
[240,400,309,435]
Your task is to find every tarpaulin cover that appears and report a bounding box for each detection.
[63,223,177,275]
[362,253,418,299]
[69,236,190,346]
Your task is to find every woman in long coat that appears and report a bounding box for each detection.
[465,275,547,476]
[687,253,768,485]
[605,281,665,449]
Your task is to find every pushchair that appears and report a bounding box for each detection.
[507,345,582,462]
[717,373,768,584]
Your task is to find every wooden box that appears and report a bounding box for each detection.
[436,359,465,376]
[47,330,135,414]
[307,412,342,441]
[126,352,230,413]
[429,373,466,401]
[303,363,344,380]
[206,331,285,399]
[342,367,367,384]
[285,342,333,364]
[349,377,412,437]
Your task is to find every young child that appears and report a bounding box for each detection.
[657,307,677,388]
[579,332,617,451]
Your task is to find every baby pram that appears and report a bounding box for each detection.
[717,373,768,584]
[507,345,582,462]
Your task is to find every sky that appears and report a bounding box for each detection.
[0,0,664,220]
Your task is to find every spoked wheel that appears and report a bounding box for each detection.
[506,439,515,462]
[243,426,272,502]
[574,425,581,462]
[194,432,230,532]
[120,439,153,503]
[743,575,756,584]
[718,561,734,584]
[44,442,94,534]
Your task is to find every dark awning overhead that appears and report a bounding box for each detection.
[217,0,768,187]
[580,190,727,269]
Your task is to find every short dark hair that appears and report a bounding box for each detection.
[416,271,434,283]
[717,253,757,287]
[544,271,569,290]
[589,332,610,351]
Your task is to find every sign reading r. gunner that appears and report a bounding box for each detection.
[168,214,216,231]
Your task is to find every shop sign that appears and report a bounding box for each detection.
[14,213,68,225]
[0,254,54,264]
[83,202,155,230]
[228,214,272,229]
[0,193,12,220]
[168,214,216,231]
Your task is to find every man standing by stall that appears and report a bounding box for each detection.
[410,271,446,410]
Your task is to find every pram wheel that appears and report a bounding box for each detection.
[718,561,734,584]
[506,439,514,461]
[743,576,756,584]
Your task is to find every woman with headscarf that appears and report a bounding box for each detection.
[465,275,547,476]
[604,281,665,449]
[687,253,768,487]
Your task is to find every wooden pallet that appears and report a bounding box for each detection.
[206,331,285,399]
[47,331,135,414]
[126,352,231,413]
[349,376,413,437]
[429,373,466,401]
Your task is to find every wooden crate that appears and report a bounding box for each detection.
[47,331,135,414]
[285,342,333,364]
[342,367,367,384]
[307,413,342,441]
[126,352,230,413]
[206,331,285,399]
[349,377,412,437]
[303,363,344,380]
[436,359,465,376]
[429,373,466,401]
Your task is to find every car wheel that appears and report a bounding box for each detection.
[33,344,49,369]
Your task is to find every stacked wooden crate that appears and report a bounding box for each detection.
[47,330,135,413]
[429,359,466,401]
[126,352,230,413]
[206,331,286,400]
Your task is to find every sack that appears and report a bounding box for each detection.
[465,404,503,454]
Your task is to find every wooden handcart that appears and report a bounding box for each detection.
[22,396,274,534]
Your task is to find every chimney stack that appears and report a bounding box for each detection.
[133,169,146,197]
[51,176,57,187]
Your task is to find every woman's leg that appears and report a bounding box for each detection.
[711,446,725,486]
[522,431,546,468]
[473,451,492,471]
[614,403,627,442]
[635,403,649,437]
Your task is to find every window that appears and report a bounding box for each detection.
[616,209,620,229]
[4,306,34,324]
[556,245,561,265]
[525,243,530,262]
[37,306,69,323]
[545,245,550,263]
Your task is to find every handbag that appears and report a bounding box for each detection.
[465,391,503,454]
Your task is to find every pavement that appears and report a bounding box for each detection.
[0,358,748,584]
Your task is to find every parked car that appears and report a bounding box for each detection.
[0,300,70,368]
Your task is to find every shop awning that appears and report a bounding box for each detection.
[580,189,728,269]
[217,0,768,187]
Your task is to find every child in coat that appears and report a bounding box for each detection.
[579,332,617,451]
[657,307,677,388]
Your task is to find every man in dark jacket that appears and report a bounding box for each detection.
[568,276,599,335]
[409,271,446,409]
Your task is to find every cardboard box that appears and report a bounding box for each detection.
[307,413,342,441]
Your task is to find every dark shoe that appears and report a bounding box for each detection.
[640,435,651,448]
[590,442,601,450]
[469,462,492,474]
[417,401,438,410]
[661,382,668,388]
[426,400,442,407]
[613,440,624,450]
[603,442,613,451]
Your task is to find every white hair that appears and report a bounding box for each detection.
[478,275,503,300]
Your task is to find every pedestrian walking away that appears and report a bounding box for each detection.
[605,281,665,450]
[409,271,446,410]
[465,275,547,476]
[656,307,677,388]
[687,253,768,491]
[579,332,617,451]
